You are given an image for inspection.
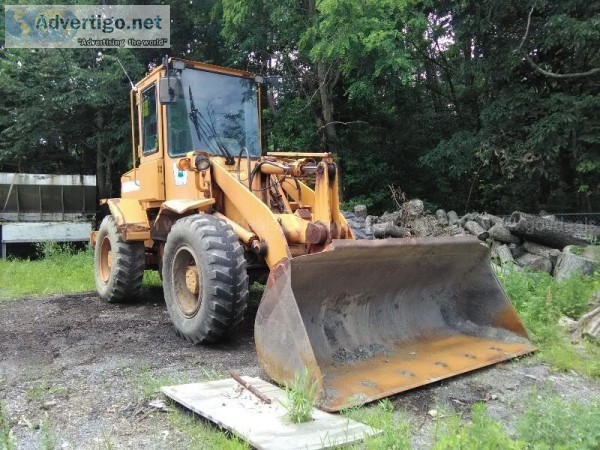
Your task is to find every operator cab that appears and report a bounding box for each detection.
[160,60,262,159]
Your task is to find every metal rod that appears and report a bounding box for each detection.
[230,372,272,404]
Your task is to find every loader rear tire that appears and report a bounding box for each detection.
[94,215,145,303]
[162,214,249,344]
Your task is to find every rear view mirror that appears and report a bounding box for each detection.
[159,76,180,104]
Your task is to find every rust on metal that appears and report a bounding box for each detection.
[255,236,535,412]
[230,372,272,404]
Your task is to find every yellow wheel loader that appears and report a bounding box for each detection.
[91,58,534,411]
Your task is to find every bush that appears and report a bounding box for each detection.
[518,390,600,449]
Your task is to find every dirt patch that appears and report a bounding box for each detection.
[0,289,259,448]
[1,292,599,449]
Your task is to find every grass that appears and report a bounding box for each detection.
[132,364,223,401]
[168,407,249,450]
[39,420,58,450]
[431,390,600,450]
[497,265,600,378]
[26,382,65,402]
[0,242,161,300]
[343,399,412,449]
[0,403,16,450]
[280,368,318,424]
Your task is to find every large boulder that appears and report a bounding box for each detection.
[554,245,599,281]
[354,204,368,219]
[402,199,424,219]
[515,253,552,274]
[523,241,561,265]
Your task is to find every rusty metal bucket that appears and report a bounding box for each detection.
[255,236,534,412]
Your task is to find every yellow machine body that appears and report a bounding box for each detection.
[94,57,534,411]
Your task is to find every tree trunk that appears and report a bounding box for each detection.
[508,212,600,248]
[95,110,112,199]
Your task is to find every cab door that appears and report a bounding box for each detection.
[121,77,166,202]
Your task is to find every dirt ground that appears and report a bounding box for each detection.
[1,289,599,449]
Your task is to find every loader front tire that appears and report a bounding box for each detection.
[162,214,248,344]
[94,215,145,303]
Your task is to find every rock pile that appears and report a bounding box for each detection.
[343,200,600,281]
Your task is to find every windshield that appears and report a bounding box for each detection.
[167,68,261,157]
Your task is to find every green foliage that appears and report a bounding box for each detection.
[0,247,94,299]
[343,399,412,449]
[0,403,16,450]
[0,246,161,299]
[169,408,249,450]
[40,420,58,450]
[497,266,600,378]
[517,390,600,449]
[433,403,522,450]
[281,368,318,424]
[431,393,600,450]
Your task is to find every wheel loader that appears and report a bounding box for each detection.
[91,57,534,411]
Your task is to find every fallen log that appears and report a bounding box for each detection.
[435,209,449,226]
[488,223,520,245]
[523,241,561,264]
[372,222,411,238]
[508,212,600,248]
[354,204,368,219]
[464,220,489,241]
[574,305,600,340]
[495,244,515,265]
[447,210,459,226]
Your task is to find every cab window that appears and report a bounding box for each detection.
[141,85,158,155]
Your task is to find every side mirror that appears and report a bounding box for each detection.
[159,77,180,104]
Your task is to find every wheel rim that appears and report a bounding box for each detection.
[99,236,113,284]
[172,245,202,317]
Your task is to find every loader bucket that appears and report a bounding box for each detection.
[255,236,534,412]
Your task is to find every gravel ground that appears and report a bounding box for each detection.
[1,289,598,449]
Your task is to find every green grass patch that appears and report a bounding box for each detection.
[343,399,412,449]
[0,403,16,450]
[432,391,600,450]
[132,364,222,401]
[0,245,95,299]
[497,266,600,378]
[168,407,249,450]
[280,368,318,424]
[0,242,161,299]
[26,382,65,402]
[433,402,521,450]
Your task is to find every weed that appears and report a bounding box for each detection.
[343,399,412,449]
[497,266,600,378]
[96,432,115,450]
[433,403,522,450]
[133,365,220,400]
[280,368,318,424]
[26,383,64,402]
[168,407,248,449]
[0,403,16,450]
[517,389,600,449]
[135,367,192,400]
[40,419,58,450]
[35,242,78,259]
[197,366,223,381]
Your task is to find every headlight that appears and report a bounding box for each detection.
[195,155,210,171]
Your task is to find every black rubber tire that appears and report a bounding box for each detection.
[94,215,145,303]
[162,214,249,344]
